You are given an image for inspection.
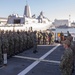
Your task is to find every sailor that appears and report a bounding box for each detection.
[27,31,31,49]
[32,31,38,53]
[8,30,14,56]
[37,31,41,45]
[60,31,64,42]
[48,32,52,44]
[5,30,10,58]
[66,35,75,72]
[60,40,74,75]
[38,31,42,45]
[0,32,3,67]
[13,31,19,54]
[42,31,46,45]
[67,36,75,55]
[51,32,55,44]
[2,31,9,66]
[67,31,71,36]
[18,30,23,52]
[22,31,27,50]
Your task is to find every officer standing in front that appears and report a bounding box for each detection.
[60,40,74,75]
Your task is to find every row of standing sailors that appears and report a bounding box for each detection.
[0,30,35,66]
[37,31,54,45]
[0,30,54,67]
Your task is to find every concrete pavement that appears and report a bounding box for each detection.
[0,44,75,75]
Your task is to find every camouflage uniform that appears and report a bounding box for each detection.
[22,31,26,50]
[1,31,9,56]
[37,31,42,45]
[8,31,14,56]
[19,31,23,52]
[67,36,75,73]
[29,31,34,48]
[27,32,31,49]
[51,32,55,44]
[67,36,75,55]
[13,32,19,54]
[0,33,3,66]
[70,41,75,58]
[1,30,4,53]
[32,31,38,53]
[60,40,73,75]
[30,31,34,47]
[5,31,10,58]
[48,32,52,44]
[60,32,64,42]
[0,30,5,66]
[24,31,28,49]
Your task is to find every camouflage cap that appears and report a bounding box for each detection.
[62,40,71,46]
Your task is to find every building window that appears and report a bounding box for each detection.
[14,19,21,24]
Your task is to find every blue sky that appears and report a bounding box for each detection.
[0,0,75,22]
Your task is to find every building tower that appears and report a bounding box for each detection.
[69,15,71,27]
[24,1,32,18]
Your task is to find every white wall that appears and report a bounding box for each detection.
[53,19,69,27]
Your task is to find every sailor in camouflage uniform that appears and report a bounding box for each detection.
[13,31,19,54]
[37,31,42,45]
[42,31,46,45]
[0,30,3,66]
[22,31,26,51]
[48,32,52,44]
[2,31,9,57]
[67,36,75,55]
[27,31,31,49]
[8,30,14,56]
[60,40,74,75]
[18,30,23,52]
[67,35,75,72]
[19,30,24,51]
[60,31,64,42]
[5,30,10,58]
[23,31,28,49]
[32,31,38,53]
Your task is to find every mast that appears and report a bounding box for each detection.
[23,0,32,18]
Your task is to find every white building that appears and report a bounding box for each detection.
[0,17,8,25]
[53,19,69,27]
[71,22,75,27]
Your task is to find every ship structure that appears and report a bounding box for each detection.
[7,4,52,31]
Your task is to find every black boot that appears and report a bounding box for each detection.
[33,50,38,53]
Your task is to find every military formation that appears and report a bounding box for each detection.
[60,31,75,75]
[1,28,75,75]
[37,31,54,45]
[0,30,35,67]
[0,29,54,67]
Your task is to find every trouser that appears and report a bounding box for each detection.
[61,69,72,75]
